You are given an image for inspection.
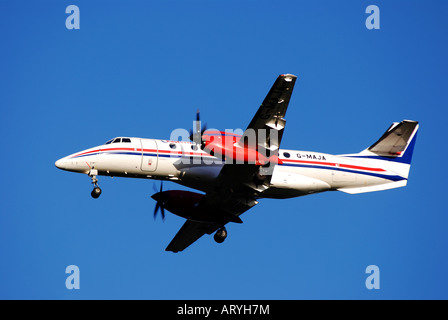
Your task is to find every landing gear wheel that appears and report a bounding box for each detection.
[214,228,227,244]
[88,169,101,199]
[91,187,102,199]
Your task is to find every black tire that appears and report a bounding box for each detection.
[214,228,227,243]
[91,187,102,199]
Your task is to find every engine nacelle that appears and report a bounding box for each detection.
[202,132,282,165]
[152,190,242,223]
[179,166,221,189]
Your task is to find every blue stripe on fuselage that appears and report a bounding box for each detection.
[280,162,406,182]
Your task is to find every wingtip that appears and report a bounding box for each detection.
[403,119,419,124]
[279,74,297,82]
[280,73,297,78]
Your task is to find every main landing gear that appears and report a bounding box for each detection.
[214,227,227,244]
[89,169,102,199]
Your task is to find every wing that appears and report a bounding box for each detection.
[165,220,219,253]
[166,74,297,252]
[165,188,257,252]
[238,74,297,156]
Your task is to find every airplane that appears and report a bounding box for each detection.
[55,74,419,252]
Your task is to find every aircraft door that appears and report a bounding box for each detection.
[141,139,158,172]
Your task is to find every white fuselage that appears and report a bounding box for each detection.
[55,137,408,199]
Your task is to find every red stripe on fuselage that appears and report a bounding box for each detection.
[281,158,385,172]
[70,147,385,173]
[70,149,100,158]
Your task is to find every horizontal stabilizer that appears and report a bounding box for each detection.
[338,180,407,194]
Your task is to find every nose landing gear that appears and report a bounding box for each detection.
[91,186,102,199]
[89,169,102,199]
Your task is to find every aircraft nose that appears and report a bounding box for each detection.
[55,158,66,169]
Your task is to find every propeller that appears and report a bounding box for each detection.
[189,109,207,145]
[151,181,166,221]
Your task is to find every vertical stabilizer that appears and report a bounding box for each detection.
[357,120,419,179]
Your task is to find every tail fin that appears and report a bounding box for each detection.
[365,120,419,162]
[358,120,419,178]
[361,120,419,163]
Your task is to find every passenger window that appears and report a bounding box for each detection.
[191,145,198,151]
[122,138,131,143]
[169,143,177,149]
[113,138,121,143]
[283,152,290,158]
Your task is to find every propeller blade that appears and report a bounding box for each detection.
[197,110,208,135]
[154,202,160,220]
[161,205,165,221]
[152,181,166,221]
[189,110,207,146]
[196,109,201,133]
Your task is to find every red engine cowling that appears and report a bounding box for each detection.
[151,190,242,223]
[202,131,283,165]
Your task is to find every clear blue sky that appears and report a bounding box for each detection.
[1,0,447,299]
